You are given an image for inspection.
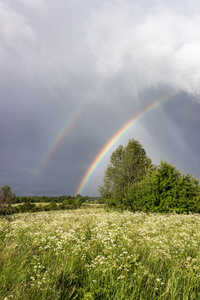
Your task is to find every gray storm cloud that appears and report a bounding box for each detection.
[85,1,200,96]
[0,2,35,45]
[0,0,200,196]
[2,0,200,98]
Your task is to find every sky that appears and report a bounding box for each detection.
[1,0,200,197]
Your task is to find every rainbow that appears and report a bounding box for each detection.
[75,91,178,195]
[29,100,92,194]
[36,102,89,175]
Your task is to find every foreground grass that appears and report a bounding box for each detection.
[1,210,200,299]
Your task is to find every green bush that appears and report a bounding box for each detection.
[125,160,200,213]
[19,202,37,213]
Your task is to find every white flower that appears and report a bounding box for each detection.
[118,275,125,279]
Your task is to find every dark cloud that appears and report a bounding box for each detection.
[1,0,200,196]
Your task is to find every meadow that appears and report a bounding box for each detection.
[1,209,200,299]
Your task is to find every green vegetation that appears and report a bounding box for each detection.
[125,160,200,213]
[1,137,200,298]
[1,210,200,299]
[0,191,99,215]
[99,139,152,208]
[99,139,200,213]
[0,185,15,214]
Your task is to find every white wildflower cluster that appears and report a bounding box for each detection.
[1,209,200,298]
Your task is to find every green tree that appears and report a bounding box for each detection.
[48,200,58,211]
[19,202,36,213]
[99,139,152,207]
[75,194,86,207]
[0,185,14,214]
[125,160,200,213]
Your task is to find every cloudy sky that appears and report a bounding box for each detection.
[1,0,200,196]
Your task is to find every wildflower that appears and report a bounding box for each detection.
[118,275,125,279]
[30,276,35,281]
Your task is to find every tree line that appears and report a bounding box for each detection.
[0,187,98,215]
[14,195,84,204]
[99,138,200,213]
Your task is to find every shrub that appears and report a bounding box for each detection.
[125,160,200,213]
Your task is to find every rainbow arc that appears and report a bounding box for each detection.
[75,91,179,195]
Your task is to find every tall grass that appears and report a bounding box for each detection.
[1,209,200,299]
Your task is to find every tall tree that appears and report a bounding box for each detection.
[99,139,152,207]
[0,185,14,214]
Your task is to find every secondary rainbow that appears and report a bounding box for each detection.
[29,100,93,194]
[36,101,90,175]
[75,91,178,195]
[39,110,82,173]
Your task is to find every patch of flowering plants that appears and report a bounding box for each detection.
[1,209,200,299]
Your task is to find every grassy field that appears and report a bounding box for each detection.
[11,203,50,207]
[11,203,104,207]
[1,209,200,299]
